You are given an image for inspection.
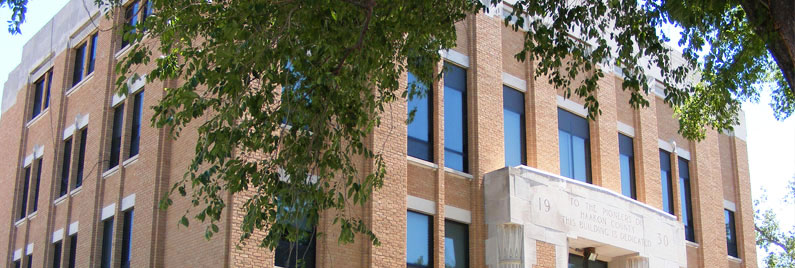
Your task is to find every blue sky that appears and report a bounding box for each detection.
[1,0,793,264]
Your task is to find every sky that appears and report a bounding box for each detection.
[1,0,794,263]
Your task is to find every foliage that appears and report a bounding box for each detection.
[754,178,795,267]
[0,0,26,34]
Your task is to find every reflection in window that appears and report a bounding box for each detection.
[618,134,636,199]
[659,150,674,214]
[725,209,739,258]
[443,63,468,173]
[100,218,114,268]
[558,108,591,183]
[679,158,695,242]
[407,72,433,162]
[274,202,316,268]
[59,138,73,198]
[109,104,125,170]
[568,253,607,268]
[19,166,31,220]
[52,240,62,268]
[129,91,144,158]
[407,211,432,268]
[121,209,134,268]
[444,220,468,268]
[504,86,526,167]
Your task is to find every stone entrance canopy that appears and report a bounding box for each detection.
[484,167,686,268]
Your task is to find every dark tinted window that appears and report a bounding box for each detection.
[75,128,87,188]
[679,157,695,242]
[19,166,30,219]
[504,86,525,167]
[59,138,72,197]
[31,159,42,213]
[568,253,607,268]
[619,134,636,199]
[31,77,45,119]
[129,91,144,157]
[558,108,591,183]
[122,1,139,49]
[407,211,432,268]
[67,235,77,268]
[725,209,739,257]
[72,43,86,86]
[121,209,134,268]
[44,71,52,109]
[53,241,62,268]
[87,33,98,74]
[25,255,31,268]
[100,218,114,268]
[443,63,468,173]
[273,213,316,268]
[407,72,433,162]
[13,260,20,268]
[109,104,125,169]
[444,220,468,268]
[659,150,674,214]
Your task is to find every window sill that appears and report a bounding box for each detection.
[54,195,68,205]
[25,109,49,128]
[685,241,699,248]
[103,166,120,178]
[115,44,133,59]
[407,156,438,169]
[444,167,473,180]
[123,154,139,167]
[27,211,37,220]
[728,256,742,263]
[65,73,95,97]
[70,186,83,197]
[14,218,25,227]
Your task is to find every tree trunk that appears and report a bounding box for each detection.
[739,0,795,93]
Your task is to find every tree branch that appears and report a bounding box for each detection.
[332,0,376,75]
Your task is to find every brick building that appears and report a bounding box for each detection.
[0,0,756,267]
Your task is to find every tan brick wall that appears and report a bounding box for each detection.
[534,241,556,268]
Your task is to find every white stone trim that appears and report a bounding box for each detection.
[677,147,691,160]
[112,92,126,107]
[556,96,588,118]
[502,72,527,92]
[724,200,737,212]
[407,156,439,169]
[658,139,674,153]
[407,195,436,215]
[731,110,748,141]
[77,113,90,129]
[63,124,76,140]
[68,221,79,235]
[444,205,471,224]
[444,167,474,179]
[122,194,136,211]
[13,249,21,261]
[67,12,100,48]
[34,145,44,159]
[24,153,34,167]
[101,203,116,220]
[52,228,64,243]
[129,75,146,94]
[30,54,54,82]
[26,243,34,255]
[441,49,470,68]
[617,121,635,137]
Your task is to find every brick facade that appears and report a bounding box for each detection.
[0,1,756,267]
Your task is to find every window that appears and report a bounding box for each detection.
[31,159,43,213]
[142,0,153,24]
[406,211,432,268]
[443,63,468,173]
[568,253,607,268]
[558,108,591,183]
[72,33,98,87]
[618,134,636,199]
[128,91,144,157]
[30,70,52,120]
[120,209,134,268]
[13,260,20,268]
[725,209,739,258]
[59,138,73,198]
[444,220,468,268]
[679,158,695,242]
[273,213,316,268]
[52,241,62,268]
[74,128,87,188]
[67,235,77,268]
[121,1,139,49]
[18,166,31,220]
[503,86,525,167]
[407,72,433,162]
[659,150,674,214]
[109,104,125,170]
[25,255,32,268]
[100,218,114,268]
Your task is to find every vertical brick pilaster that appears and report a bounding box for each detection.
[592,74,620,191]
[635,95,661,208]
[692,129,727,267]
[731,138,757,268]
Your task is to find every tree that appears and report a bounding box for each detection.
[754,178,795,267]
[2,0,794,254]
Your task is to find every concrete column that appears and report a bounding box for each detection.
[497,224,523,268]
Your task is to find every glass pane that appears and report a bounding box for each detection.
[31,79,44,119]
[559,130,572,179]
[68,235,77,268]
[407,211,431,268]
[444,150,465,172]
[444,221,468,268]
[619,133,635,199]
[679,158,694,242]
[88,34,97,74]
[568,254,607,268]
[407,72,432,162]
[129,91,144,157]
[101,219,114,268]
[504,110,523,166]
[725,210,738,257]
[72,44,85,86]
[443,64,467,173]
[659,150,673,214]
[572,136,588,182]
[60,139,72,197]
[620,155,632,196]
[53,241,62,268]
[32,159,43,212]
[75,128,87,188]
[110,105,125,169]
[121,210,134,268]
